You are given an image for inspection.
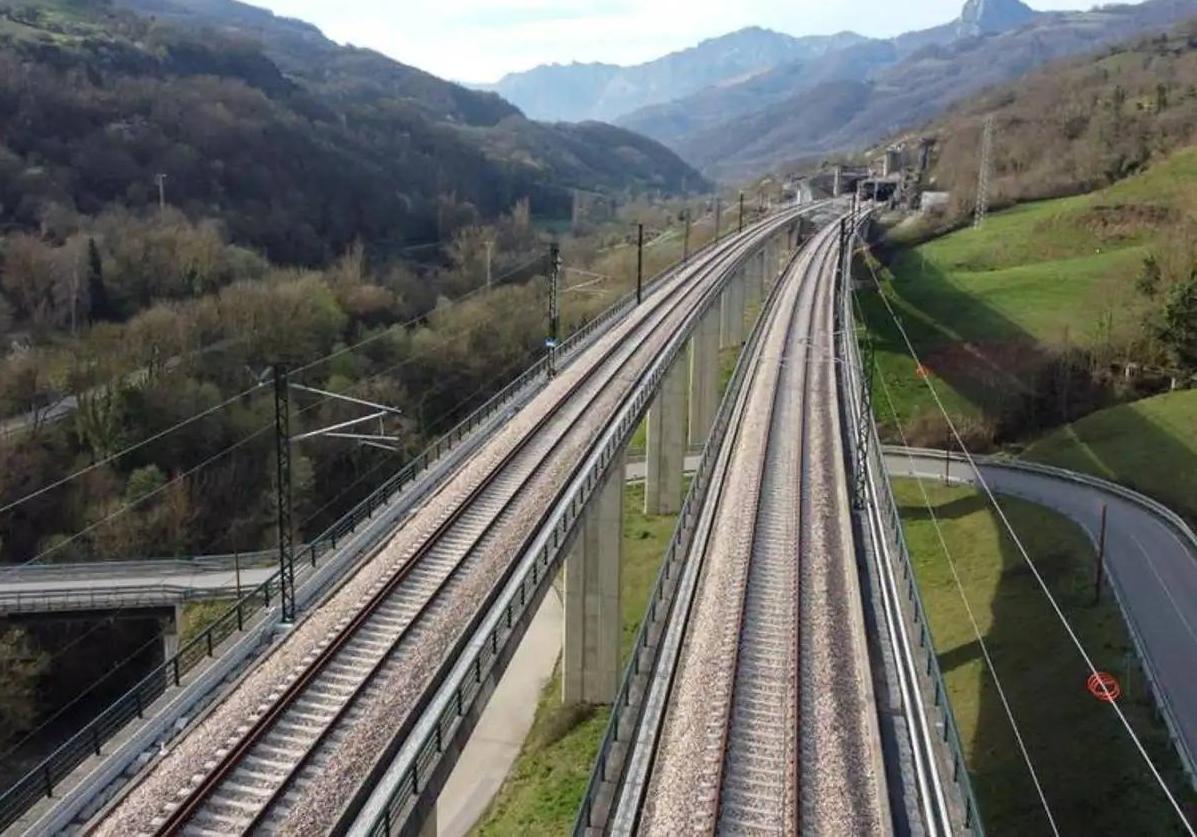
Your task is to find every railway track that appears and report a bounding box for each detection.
[89,208,813,837]
[636,218,889,834]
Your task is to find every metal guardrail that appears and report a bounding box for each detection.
[885,445,1197,789]
[836,227,984,834]
[0,234,718,834]
[0,550,281,584]
[350,213,805,837]
[568,225,802,835]
[0,583,249,614]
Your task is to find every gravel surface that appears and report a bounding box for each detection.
[796,244,888,835]
[640,231,819,833]
[273,218,803,835]
[640,223,888,835]
[88,213,803,837]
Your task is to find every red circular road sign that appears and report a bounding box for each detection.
[1087,671,1121,703]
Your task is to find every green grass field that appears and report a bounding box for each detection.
[472,480,680,835]
[1023,389,1197,525]
[178,599,236,647]
[859,148,1197,442]
[895,479,1193,833]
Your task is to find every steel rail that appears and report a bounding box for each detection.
[342,204,818,837]
[606,220,843,834]
[835,212,958,835]
[146,209,806,835]
[720,230,839,830]
[239,211,791,833]
[698,224,840,829]
[571,228,818,836]
[705,225,834,830]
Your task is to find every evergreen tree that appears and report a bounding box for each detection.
[86,237,114,322]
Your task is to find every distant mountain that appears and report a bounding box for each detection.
[0,0,705,266]
[958,0,1037,36]
[478,27,867,123]
[904,13,1197,224]
[624,0,1197,180]
[618,39,899,152]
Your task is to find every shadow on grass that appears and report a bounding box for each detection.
[860,244,1193,506]
[904,487,1195,833]
[899,491,988,523]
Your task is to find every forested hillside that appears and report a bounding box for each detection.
[478,27,866,123]
[0,0,711,581]
[0,0,704,266]
[628,0,1197,179]
[916,16,1197,225]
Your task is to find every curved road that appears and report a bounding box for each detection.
[883,445,1197,787]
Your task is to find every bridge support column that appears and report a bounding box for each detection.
[418,805,436,837]
[688,306,719,448]
[162,604,180,662]
[746,249,764,313]
[718,280,736,349]
[644,358,686,515]
[562,451,624,705]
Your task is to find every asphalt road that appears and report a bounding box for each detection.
[884,446,1197,784]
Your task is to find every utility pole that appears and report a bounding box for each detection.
[974,115,994,229]
[715,197,722,243]
[738,192,744,233]
[155,173,167,211]
[683,209,692,264]
[273,365,295,623]
[836,218,848,288]
[547,243,561,377]
[485,240,494,289]
[1094,502,1108,604]
[636,223,644,305]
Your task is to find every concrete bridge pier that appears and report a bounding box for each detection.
[161,604,181,661]
[419,806,436,837]
[562,448,625,705]
[746,249,765,312]
[719,275,744,349]
[644,358,687,516]
[688,305,720,448]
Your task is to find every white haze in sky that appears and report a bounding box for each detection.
[252,0,1090,83]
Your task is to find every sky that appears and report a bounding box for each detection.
[251,0,1088,84]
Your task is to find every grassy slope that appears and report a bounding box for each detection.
[472,480,678,835]
[1023,389,1197,525]
[895,479,1193,833]
[861,147,1197,436]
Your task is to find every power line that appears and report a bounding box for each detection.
[0,624,171,764]
[860,253,1196,835]
[0,383,267,518]
[0,250,555,523]
[865,306,1060,834]
[974,115,995,230]
[1,422,274,576]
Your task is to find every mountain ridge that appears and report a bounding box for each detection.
[620,0,1197,180]
[0,0,706,266]
[478,26,867,123]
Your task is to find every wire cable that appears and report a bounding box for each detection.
[860,249,1196,835]
[1,422,274,576]
[865,308,1061,834]
[0,624,170,763]
[0,383,267,518]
